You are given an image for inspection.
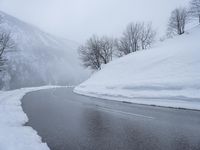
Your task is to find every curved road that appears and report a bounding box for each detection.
[22,87,200,150]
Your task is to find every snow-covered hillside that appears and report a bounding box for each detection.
[75,26,200,110]
[0,11,89,89]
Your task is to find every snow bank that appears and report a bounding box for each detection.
[75,26,200,110]
[0,86,63,150]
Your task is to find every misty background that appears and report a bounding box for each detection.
[0,0,190,43]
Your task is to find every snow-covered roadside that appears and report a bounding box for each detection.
[0,86,65,150]
[74,26,200,111]
[74,87,200,110]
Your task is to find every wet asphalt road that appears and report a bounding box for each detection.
[22,87,200,150]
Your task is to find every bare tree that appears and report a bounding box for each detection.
[78,35,114,70]
[0,33,13,57]
[78,35,101,70]
[0,32,14,71]
[116,22,156,56]
[0,14,14,71]
[126,23,142,52]
[116,23,142,56]
[189,0,200,24]
[140,23,156,50]
[167,7,188,36]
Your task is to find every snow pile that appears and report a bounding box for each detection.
[0,11,89,89]
[0,86,61,150]
[75,26,200,110]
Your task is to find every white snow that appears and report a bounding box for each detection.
[0,86,64,150]
[75,26,200,110]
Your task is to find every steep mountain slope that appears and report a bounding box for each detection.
[75,26,200,110]
[0,11,89,89]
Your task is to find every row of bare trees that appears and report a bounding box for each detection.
[79,22,156,70]
[79,0,200,70]
[167,0,200,37]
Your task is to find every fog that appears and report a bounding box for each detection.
[0,0,190,43]
[0,10,90,89]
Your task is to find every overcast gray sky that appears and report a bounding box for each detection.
[0,0,190,43]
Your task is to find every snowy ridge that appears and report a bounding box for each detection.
[75,26,200,110]
[0,86,68,150]
[0,11,89,89]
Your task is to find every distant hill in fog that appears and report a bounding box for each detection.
[0,11,89,89]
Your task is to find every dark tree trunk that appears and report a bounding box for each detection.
[199,15,200,24]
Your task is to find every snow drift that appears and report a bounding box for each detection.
[75,26,200,110]
[0,11,89,90]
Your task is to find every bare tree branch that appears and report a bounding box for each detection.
[0,32,14,57]
[189,0,200,23]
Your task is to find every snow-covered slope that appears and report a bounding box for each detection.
[75,26,200,110]
[0,11,89,89]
